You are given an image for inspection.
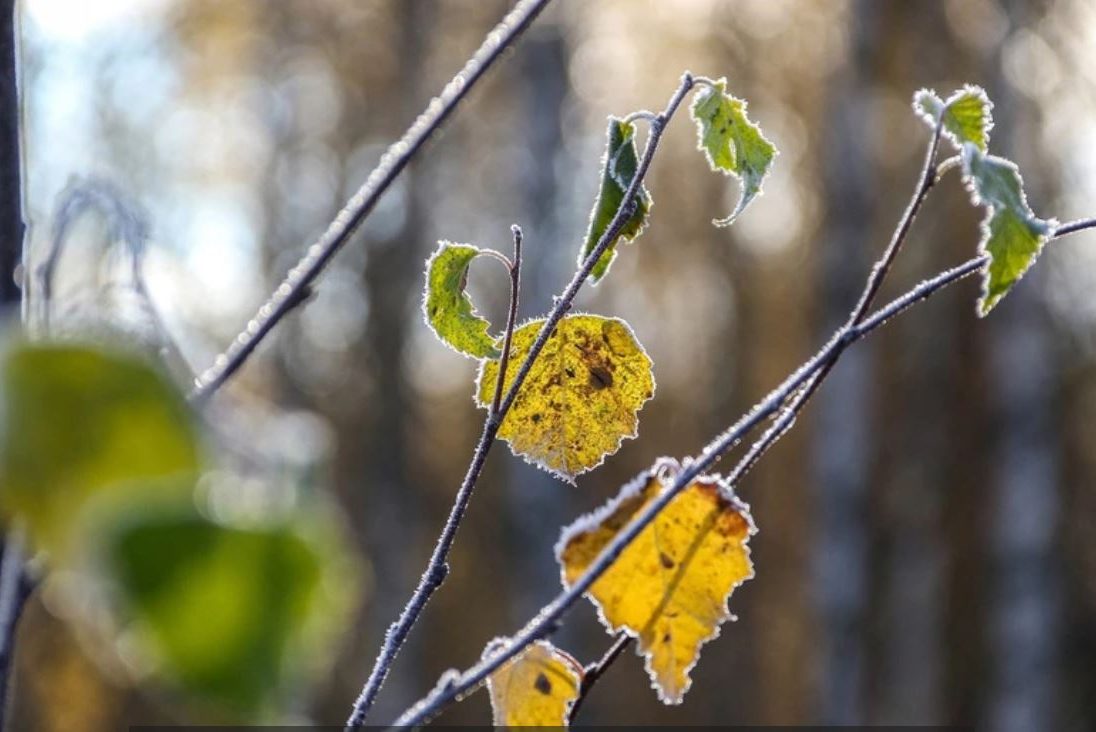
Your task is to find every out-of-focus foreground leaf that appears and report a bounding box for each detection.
[103,506,348,717]
[477,314,654,482]
[578,117,652,284]
[690,78,776,226]
[0,341,200,555]
[423,241,501,359]
[961,144,1055,315]
[486,639,584,727]
[913,85,993,151]
[557,461,755,703]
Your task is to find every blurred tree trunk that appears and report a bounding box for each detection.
[348,1,434,719]
[808,2,880,723]
[985,4,1062,727]
[502,21,572,625]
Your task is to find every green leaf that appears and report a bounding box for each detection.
[961,144,1056,315]
[423,242,501,359]
[0,341,200,555]
[690,78,777,226]
[104,506,350,717]
[913,86,993,152]
[578,117,653,284]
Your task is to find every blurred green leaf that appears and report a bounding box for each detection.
[579,117,652,283]
[690,78,776,226]
[0,342,200,555]
[423,242,501,359]
[961,144,1055,315]
[105,508,341,717]
[913,86,993,152]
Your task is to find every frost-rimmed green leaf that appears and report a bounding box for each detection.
[578,117,653,284]
[690,78,776,226]
[913,86,993,152]
[423,242,501,359]
[961,144,1056,315]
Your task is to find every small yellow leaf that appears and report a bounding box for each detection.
[477,314,654,482]
[556,460,755,703]
[486,639,584,727]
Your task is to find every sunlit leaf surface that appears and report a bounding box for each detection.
[477,315,654,481]
[486,639,584,727]
[557,462,755,703]
[423,241,501,359]
[914,85,993,151]
[690,78,776,226]
[961,144,1055,315]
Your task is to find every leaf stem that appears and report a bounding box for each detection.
[489,226,523,418]
[188,0,554,406]
[344,71,698,731]
[566,632,631,725]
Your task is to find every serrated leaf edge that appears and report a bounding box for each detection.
[579,117,654,286]
[554,458,757,704]
[691,77,778,227]
[421,241,502,360]
[483,637,585,727]
[474,313,656,484]
[912,85,994,152]
[959,144,1058,316]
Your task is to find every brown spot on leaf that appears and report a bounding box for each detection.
[589,365,613,389]
[534,672,552,695]
[659,551,675,570]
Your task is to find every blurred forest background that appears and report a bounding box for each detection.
[10,0,1096,728]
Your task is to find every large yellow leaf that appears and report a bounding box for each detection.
[556,460,755,703]
[486,639,584,727]
[476,314,654,482]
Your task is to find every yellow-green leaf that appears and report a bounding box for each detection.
[103,504,355,717]
[486,639,584,727]
[423,242,501,359]
[578,118,653,284]
[477,315,654,482]
[690,78,776,226]
[557,461,755,703]
[961,144,1055,315]
[0,341,200,556]
[913,86,993,152]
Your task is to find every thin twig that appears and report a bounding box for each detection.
[0,3,28,727]
[733,120,945,482]
[490,226,523,418]
[189,0,554,406]
[345,71,698,730]
[567,632,631,725]
[388,187,1096,730]
[0,526,30,728]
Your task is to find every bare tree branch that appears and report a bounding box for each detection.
[189,0,554,406]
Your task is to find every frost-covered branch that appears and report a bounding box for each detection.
[189,0,554,405]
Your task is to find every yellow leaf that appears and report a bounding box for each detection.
[486,639,584,727]
[476,314,654,482]
[556,460,755,703]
